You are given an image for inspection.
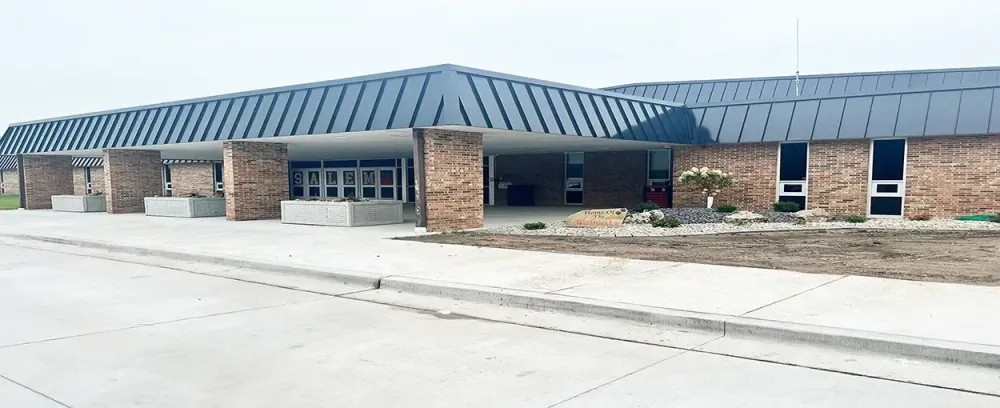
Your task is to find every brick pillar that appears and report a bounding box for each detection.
[103,149,163,214]
[223,141,288,221]
[412,129,483,232]
[20,155,73,209]
[808,140,870,215]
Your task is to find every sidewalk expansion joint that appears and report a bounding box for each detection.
[738,274,850,316]
[0,374,73,408]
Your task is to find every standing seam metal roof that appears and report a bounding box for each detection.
[0,65,693,156]
[686,84,1000,143]
[0,155,15,171]
[604,66,1000,106]
[0,156,217,170]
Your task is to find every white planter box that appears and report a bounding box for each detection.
[51,195,106,213]
[281,200,403,227]
[144,197,226,218]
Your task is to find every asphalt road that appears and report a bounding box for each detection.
[0,244,996,408]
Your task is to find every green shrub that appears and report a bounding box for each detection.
[652,217,681,228]
[523,222,547,230]
[632,201,659,213]
[841,214,868,223]
[989,214,1000,223]
[715,205,738,213]
[908,214,932,221]
[773,201,801,213]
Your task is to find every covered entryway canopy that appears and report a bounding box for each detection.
[0,65,694,230]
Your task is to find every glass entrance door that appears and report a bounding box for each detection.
[292,169,323,199]
[357,168,396,200]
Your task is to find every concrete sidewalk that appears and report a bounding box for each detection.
[2,210,999,363]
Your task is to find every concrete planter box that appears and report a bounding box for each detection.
[281,200,403,227]
[144,197,226,218]
[51,195,107,213]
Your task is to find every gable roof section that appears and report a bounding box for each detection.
[605,66,1000,106]
[0,65,694,155]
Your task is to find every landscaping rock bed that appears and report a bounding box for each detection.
[627,208,798,224]
[488,218,1000,237]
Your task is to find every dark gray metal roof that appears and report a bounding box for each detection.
[0,65,693,156]
[72,157,102,167]
[0,155,15,170]
[686,84,1000,143]
[605,66,1000,106]
[0,156,215,170]
[71,158,214,167]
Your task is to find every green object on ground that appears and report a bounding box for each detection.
[0,195,19,210]
[955,215,994,221]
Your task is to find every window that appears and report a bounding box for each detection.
[214,162,224,192]
[647,150,671,182]
[777,143,808,209]
[84,167,93,195]
[565,152,584,205]
[869,139,907,216]
[163,165,172,196]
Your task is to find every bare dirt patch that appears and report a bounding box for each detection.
[407,229,1000,285]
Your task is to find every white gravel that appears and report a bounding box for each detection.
[486,219,1000,237]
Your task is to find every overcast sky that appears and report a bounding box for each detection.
[2,0,999,128]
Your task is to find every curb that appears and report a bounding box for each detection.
[0,233,383,289]
[380,276,1000,369]
[4,233,999,369]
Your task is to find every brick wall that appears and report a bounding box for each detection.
[673,143,778,210]
[494,153,564,206]
[584,150,646,208]
[1,169,19,196]
[223,141,288,221]
[103,150,163,214]
[74,166,107,195]
[906,135,1000,217]
[21,155,74,210]
[73,168,86,195]
[170,163,217,197]
[416,129,483,231]
[808,140,870,215]
[90,166,106,194]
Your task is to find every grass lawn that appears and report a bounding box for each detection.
[0,195,19,210]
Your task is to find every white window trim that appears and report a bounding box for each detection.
[401,160,409,204]
[84,167,93,195]
[162,165,172,196]
[866,138,908,218]
[775,142,810,209]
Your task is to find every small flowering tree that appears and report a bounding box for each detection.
[679,167,735,208]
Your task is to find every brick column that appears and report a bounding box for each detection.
[103,150,163,214]
[223,141,288,221]
[808,140,870,215]
[412,129,483,232]
[20,155,73,209]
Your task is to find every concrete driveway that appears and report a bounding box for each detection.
[2,244,997,407]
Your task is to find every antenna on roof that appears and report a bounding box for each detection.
[794,18,802,96]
